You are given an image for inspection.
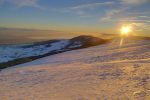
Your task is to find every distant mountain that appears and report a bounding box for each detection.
[0,35,110,69]
[67,35,108,49]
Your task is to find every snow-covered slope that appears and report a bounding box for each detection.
[0,38,150,100]
[0,40,69,63]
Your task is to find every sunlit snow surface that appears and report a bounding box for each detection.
[0,38,150,100]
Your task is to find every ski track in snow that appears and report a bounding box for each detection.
[0,39,150,100]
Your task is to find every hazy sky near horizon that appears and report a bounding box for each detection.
[0,0,150,34]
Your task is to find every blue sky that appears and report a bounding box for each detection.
[0,0,150,34]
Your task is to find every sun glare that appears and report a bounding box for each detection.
[121,26,132,36]
[119,25,132,47]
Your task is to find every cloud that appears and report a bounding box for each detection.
[71,2,114,10]
[118,16,150,32]
[99,0,150,22]
[138,16,150,18]
[0,0,42,8]
[10,0,39,7]
[100,9,121,21]
[130,22,150,31]
[100,8,128,21]
[120,0,149,5]
[64,1,114,17]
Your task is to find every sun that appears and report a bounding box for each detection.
[119,25,132,47]
[121,25,132,36]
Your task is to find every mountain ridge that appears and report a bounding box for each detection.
[0,35,110,70]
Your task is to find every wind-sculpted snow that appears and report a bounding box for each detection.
[0,38,150,100]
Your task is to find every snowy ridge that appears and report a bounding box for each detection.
[0,35,107,64]
[0,40,69,63]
